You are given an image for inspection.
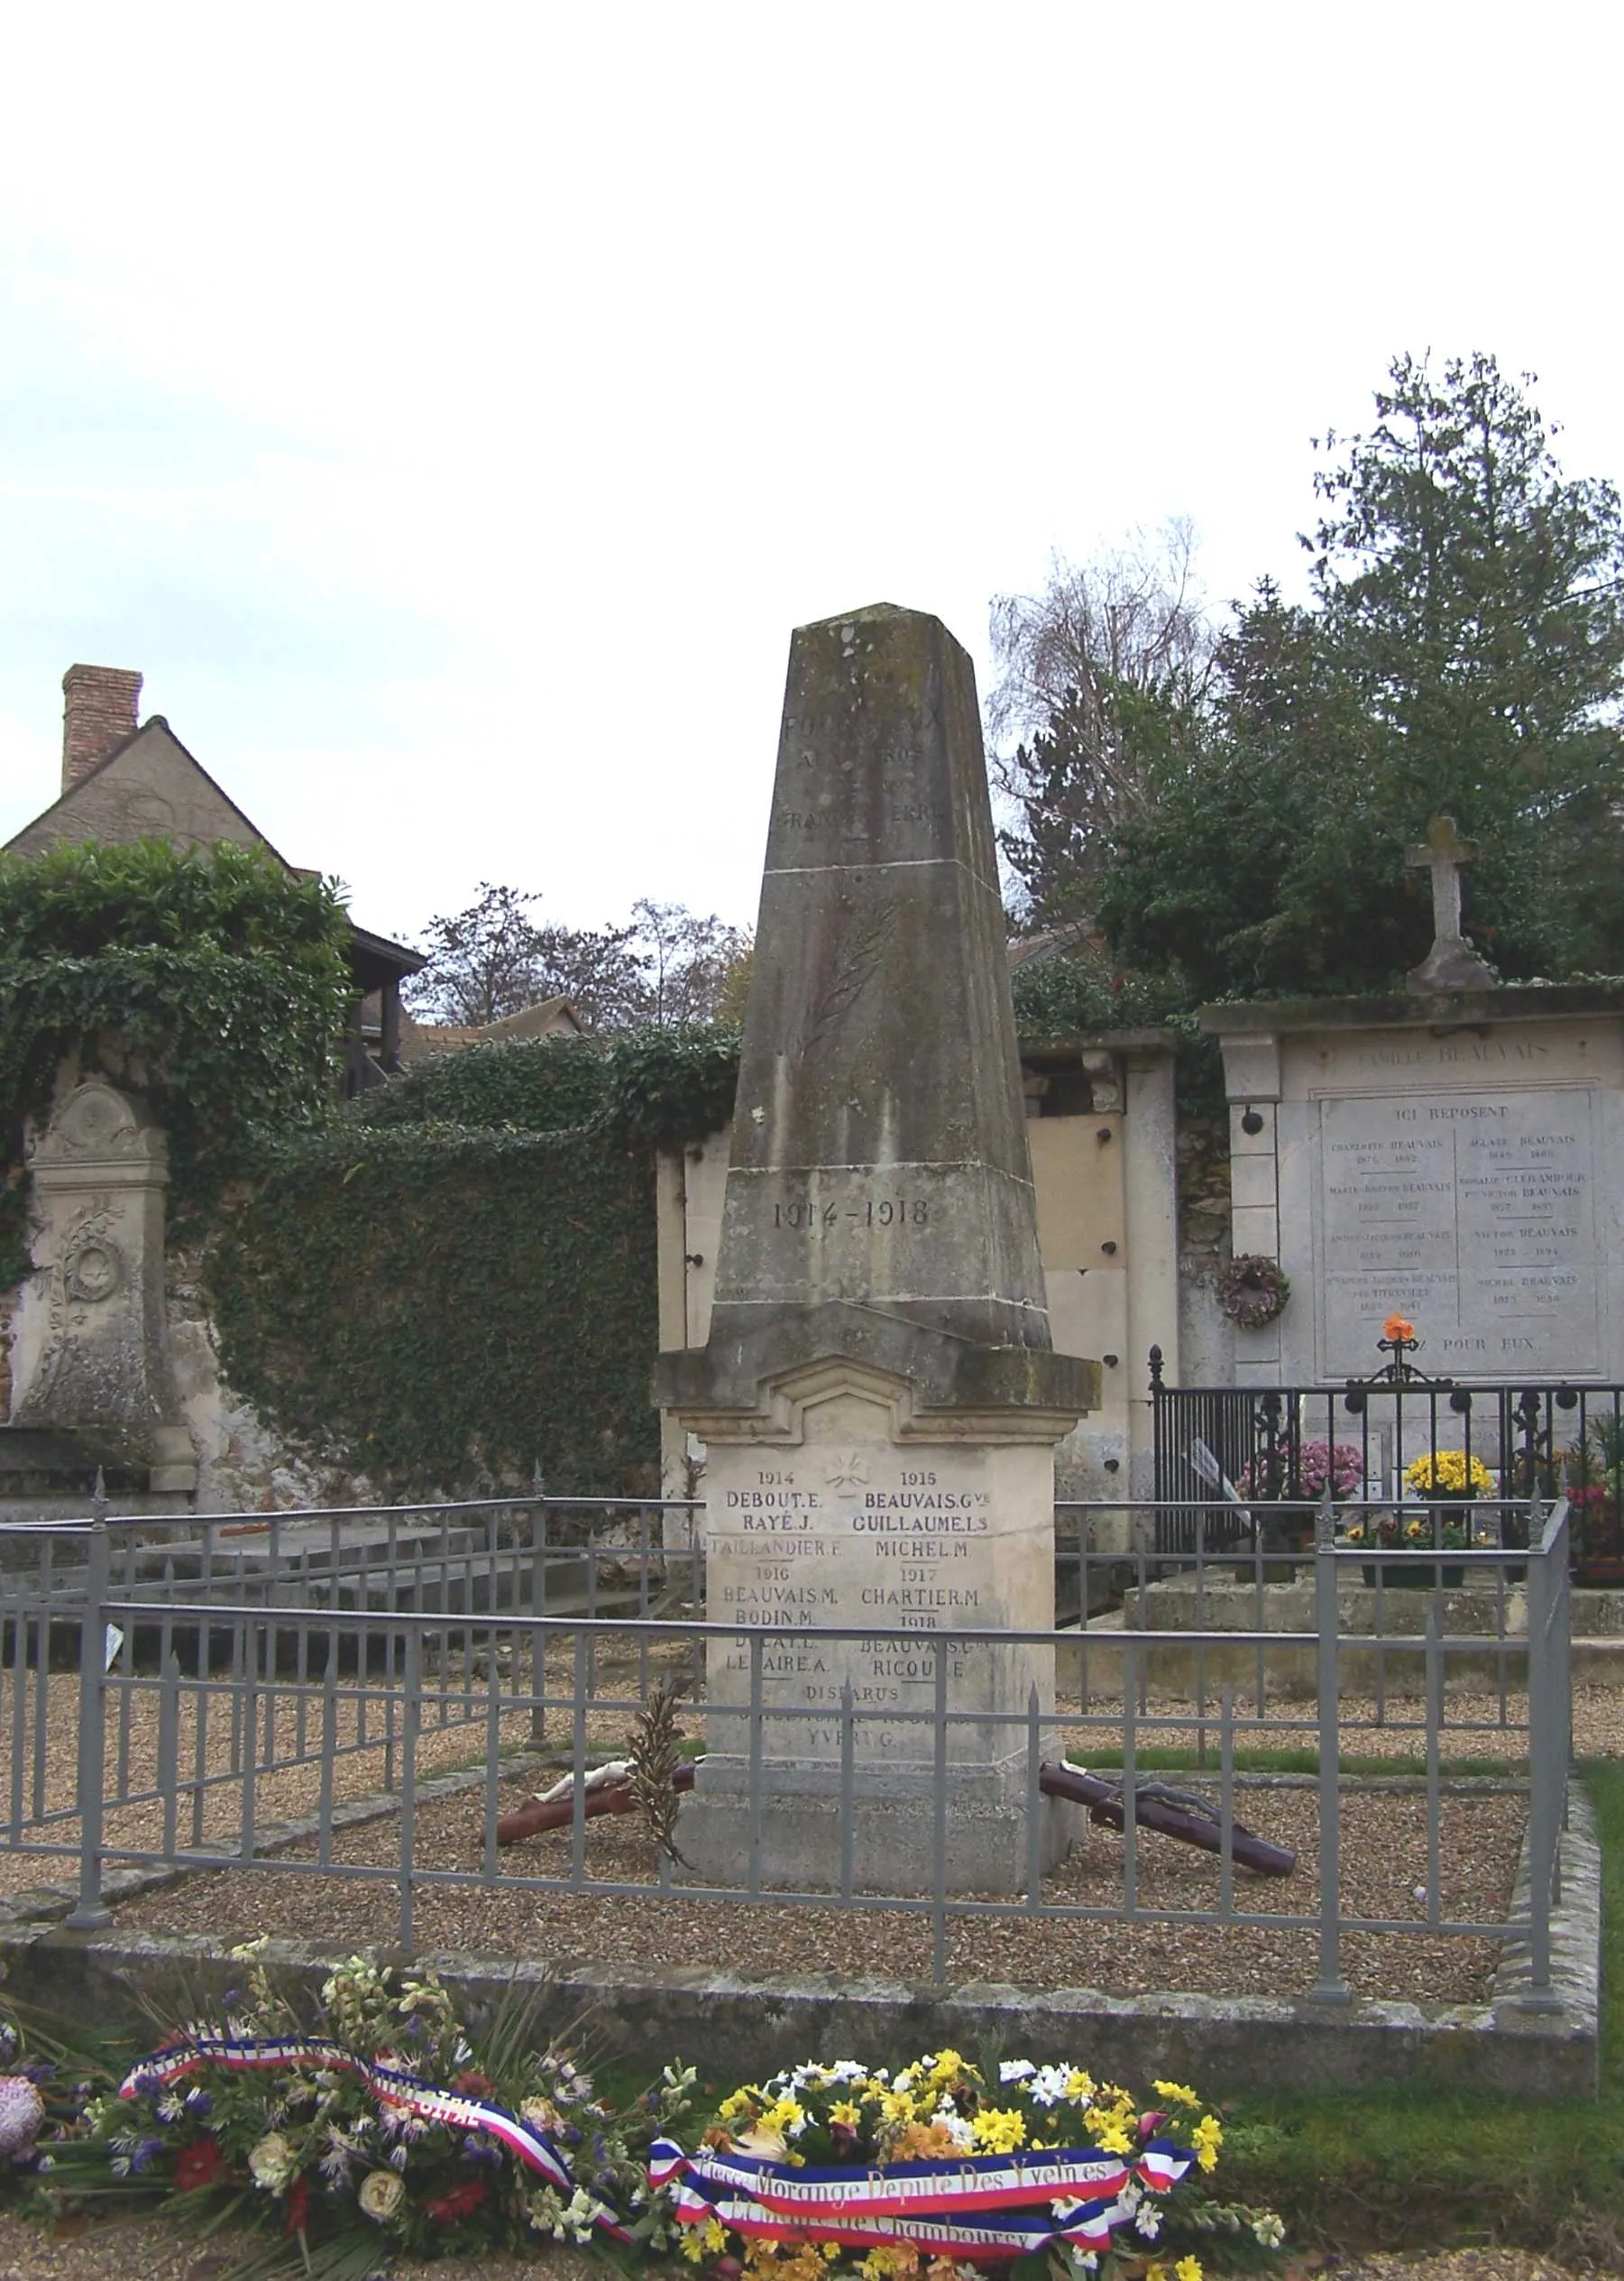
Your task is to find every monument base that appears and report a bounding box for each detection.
[678,1757,1072,1896]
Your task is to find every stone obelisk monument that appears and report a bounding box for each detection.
[657,604,1096,1892]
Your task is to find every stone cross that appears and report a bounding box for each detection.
[1408,814,1476,943]
[1405,814,1495,994]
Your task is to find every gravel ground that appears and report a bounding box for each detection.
[0,1669,539,1901]
[0,2208,1607,2280]
[111,1777,1522,2002]
[4,1654,1608,2004]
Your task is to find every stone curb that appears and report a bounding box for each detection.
[0,1778,1597,2100]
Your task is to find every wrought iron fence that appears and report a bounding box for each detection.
[1150,1347,1624,1576]
[0,1497,1577,2011]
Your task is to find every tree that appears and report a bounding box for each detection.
[628,899,750,1026]
[408,885,750,1032]
[988,520,1217,919]
[1093,355,1624,999]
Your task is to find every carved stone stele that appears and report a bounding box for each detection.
[11,1078,197,1489]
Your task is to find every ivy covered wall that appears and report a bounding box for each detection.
[206,1026,740,1497]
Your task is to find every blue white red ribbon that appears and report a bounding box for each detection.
[120,2033,608,2211]
[649,2135,1194,2261]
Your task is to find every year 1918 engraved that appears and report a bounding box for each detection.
[774,1198,929,1230]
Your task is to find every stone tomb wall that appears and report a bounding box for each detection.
[1211,997,1624,1386]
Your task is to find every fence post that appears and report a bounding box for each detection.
[1516,1497,1562,2012]
[65,1526,112,1931]
[1308,1495,1349,2003]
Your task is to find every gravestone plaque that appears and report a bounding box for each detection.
[1315,1087,1601,1376]
[657,604,1095,1893]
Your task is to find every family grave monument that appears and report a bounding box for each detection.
[1207,815,1624,1386]
[656,603,1096,1892]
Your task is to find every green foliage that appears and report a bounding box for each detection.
[1010,945,1224,1116]
[1023,355,1624,1004]
[355,1023,741,1146]
[0,840,352,1283]
[210,1027,740,1496]
[209,1121,660,1495]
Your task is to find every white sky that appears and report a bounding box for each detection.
[1,3,1619,951]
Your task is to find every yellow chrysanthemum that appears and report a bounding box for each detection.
[830,2102,862,2128]
[1193,2112,1223,2172]
[719,2089,757,2122]
[1175,2258,1204,2281]
[970,2108,1026,2154]
[1151,2080,1198,2106]
[1403,1449,1493,1495]
[1064,2068,1095,2101]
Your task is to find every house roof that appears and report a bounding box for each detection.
[398,998,584,1061]
[6,713,421,983]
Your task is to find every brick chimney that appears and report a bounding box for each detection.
[61,664,142,791]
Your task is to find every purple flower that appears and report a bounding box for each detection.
[131,2137,166,2174]
[185,2089,213,2118]
[20,2063,53,2084]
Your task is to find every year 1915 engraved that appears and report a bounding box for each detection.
[774,1198,929,1230]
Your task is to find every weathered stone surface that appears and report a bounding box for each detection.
[657,605,1093,1893]
[11,1078,196,1485]
[707,604,1061,1363]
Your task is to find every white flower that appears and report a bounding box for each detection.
[1135,2204,1162,2241]
[248,2133,297,2193]
[358,2167,405,2222]
[942,2115,976,2151]
[1030,2065,1070,2108]
[1253,2212,1286,2248]
[999,2060,1036,2084]
[561,2186,600,2243]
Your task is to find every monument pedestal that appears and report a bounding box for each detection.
[665,1347,1087,1894]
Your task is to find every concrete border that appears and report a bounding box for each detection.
[0,1777,1599,2100]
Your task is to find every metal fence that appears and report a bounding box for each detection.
[0,1494,1575,2008]
[1151,1347,1624,1574]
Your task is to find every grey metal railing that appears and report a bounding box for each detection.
[0,1497,1575,2004]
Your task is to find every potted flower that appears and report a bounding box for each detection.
[1339,1484,1491,1589]
[1238,1440,1364,1554]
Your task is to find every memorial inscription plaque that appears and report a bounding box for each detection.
[702,1391,1051,1780]
[1315,1086,1601,1375]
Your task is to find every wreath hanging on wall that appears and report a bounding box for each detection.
[1216,1252,1291,1329]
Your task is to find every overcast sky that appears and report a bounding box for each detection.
[1,5,1619,950]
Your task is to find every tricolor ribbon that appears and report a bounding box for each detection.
[649,2135,1193,2262]
[119,2031,640,2234]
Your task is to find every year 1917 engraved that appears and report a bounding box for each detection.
[774,1198,929,1230]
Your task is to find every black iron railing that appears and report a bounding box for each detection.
[1148,1346,1624,1577]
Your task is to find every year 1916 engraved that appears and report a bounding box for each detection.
[774,1198,929,1230]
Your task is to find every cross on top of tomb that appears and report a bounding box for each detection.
[1405,813,1495,995]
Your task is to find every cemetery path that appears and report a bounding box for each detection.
[0,2207,1606,2280]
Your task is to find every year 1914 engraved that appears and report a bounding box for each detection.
[774,1197,929,1230]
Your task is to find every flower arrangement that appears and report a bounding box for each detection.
[1236,1440,1363,1502]
[1214,1255,1289,1330]
[1402,1450,1494,1498]
[660,2047,1284,2280]
[1339,1510,1493,1554]
[34,1946,696,2269]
